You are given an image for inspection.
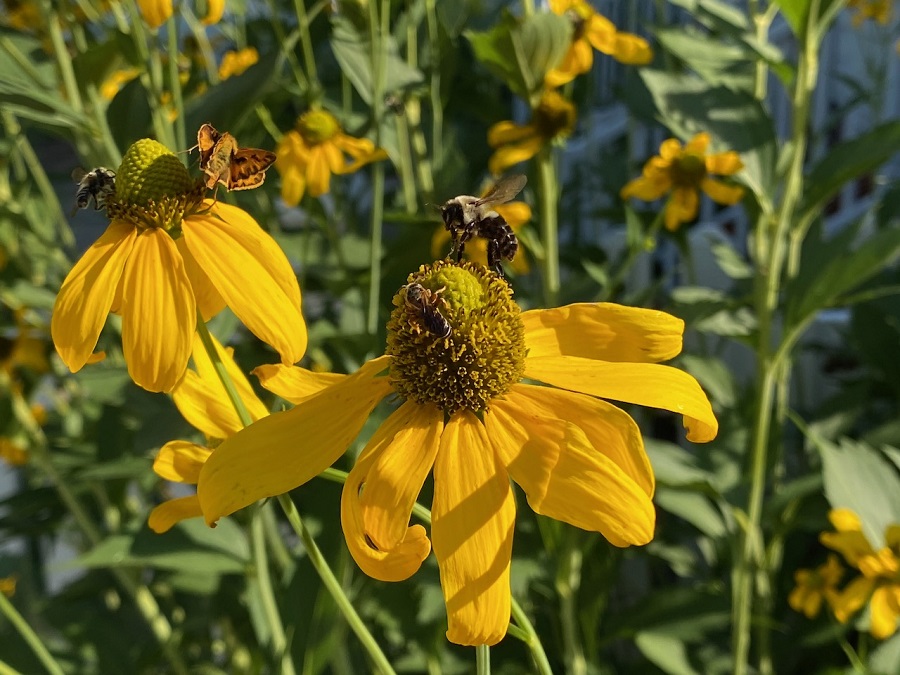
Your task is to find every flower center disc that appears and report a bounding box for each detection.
[386,261,526,415]
[298,110,340,145]
[671,153,707,188]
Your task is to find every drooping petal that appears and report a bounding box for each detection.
[659,138,683,161]
[254,364,346,404]
[172,371,239,439]
[360,401,443,550]
[545,40,592,88]
[137,0,171,28]
[585,12,617,54]
[121,228,195,393]
[488,134,544,176]
[832,575,876,623]
[200,0,224,24]
[432,411,515,647]
[306,146,332,197]
[620,174,670,201]
[700,177,745,206]
[341,419,432,583]
[176,238,226,321]
[487,121,536,148]
[665,187,699,231]
[153,440,212,483]
[183,202,306,366]
[706,150,743,176]
[51,221,136,373]
[198,357,392,525]
[522,302,684,363]
[524,356,718,443]
[148,495,203,533]
[611,32,653,65]
[487,386,655,546]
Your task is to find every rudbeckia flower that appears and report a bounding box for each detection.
[487,90,576,176]
[197,260,718,646]
[847,0,892,25]
[138,0,171,28]
[275,110,388,207]
[788,554,844,619]
[431,193,532,275]
[51,139,306,394]
[546,0,653,87]
[821,508,900,638]
[218,47,258,80]
[620,132,744,232]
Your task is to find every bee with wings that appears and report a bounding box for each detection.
[440,174,527,278]
[404,283,451,339]
[71,167,117,215]
[195,123,277,192]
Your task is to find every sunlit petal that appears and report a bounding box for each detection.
[153,440,212,483]
[871,586,900,639]
[706,150,744,175]
[487,121,535,147]
[665,187,699,231]
[306,147,332,197]
[254,364,346,404]
[176,238,226,321]
[137,0,171,28]
[832,575,875,623]
[488,134,544,176]
[200,0,224,24]
[701,177,745,205]
[188,332,269,424]
[433,411,514,647]
[148,495,203,533]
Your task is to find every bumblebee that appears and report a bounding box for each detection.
[440,174,526,277]
[404,283,451,339]
[71,167,117,215]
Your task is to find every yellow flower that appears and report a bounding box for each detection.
[847,0,892,25]
[821,508,900,639]
[0,309,49,375]
[275,110,388,207]
[546,0,653,87]
[201,0,224,24]
[431,194,532,275]
[0,575,16,597]
[1,0,42,31]
[100,67,141,101]
[138,0,171,28]
[487,90,576,176]
[620,132,744,232]
[218,48,258,80]
[0,438,27,466]
[51,139,306,394]
[789,554,844,619]
[196,261,718,646]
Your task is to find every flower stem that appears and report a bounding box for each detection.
[476,645,490,674]
[276,494,397,675]
[557,532,586,675]
[510,597,554,675]
[536,145,560,306]
[166,14,187,153]
[0,590,66,675]
[292,0,322,97]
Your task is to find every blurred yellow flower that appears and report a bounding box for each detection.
[847,0,892,25]
[821,508,900,639]
[0,438,27,466]
[201,0,224,24]
[0,576,16,597]
[431,194,532,275]
[621,132,744,231]
[1,0,42,30]
[546,0,653,87]
[0,310,49,376]
[276,110,388,206]
[100,67,141,101]
[789,554,844,618]
[197,261,718,646]
[487,90,576,175]
[218,48,258,80]
[138,0,171,28]
[51,139,307,393]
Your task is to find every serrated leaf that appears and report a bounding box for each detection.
[465,12,572,101]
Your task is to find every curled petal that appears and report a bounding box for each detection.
[522,302,684,363]
[611,32,653,65]
[433,411,514,647]
[254,364,346,404]
[198,357,392,525]
[871,585,900,639]
[201,0,224,24]
[148,495,203,533]
[153,440,211,483]
[524,355,718,443]
[121,228,195,393]
[51,221,135,373]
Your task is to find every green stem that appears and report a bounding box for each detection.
[124,2,174,147]
[510,598,553,675]
[600,206,665,302]
[557,532,586,675]
[276,495,396,675]
[476,645,490,674]
[292,0,322,97]
[536,146,559,306]
[0,659,22,675]
[0,591,66,675]
[424,0,443,171]
[166,15,187,153]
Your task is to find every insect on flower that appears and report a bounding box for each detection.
[404,283,451,338]
[71,167,117,215]
[194,123,277,191]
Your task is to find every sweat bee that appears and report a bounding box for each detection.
[404,283,451,339]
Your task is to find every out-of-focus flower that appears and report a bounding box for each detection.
[821,508,900,639]
[546,0,653,87]
[789,554,844,618]
[487,90,576,175]
[100,68,141,102]
[0,438,27,466]
[1,0,42,30]
[0,310,49,376]
[275,110,388,206]
[138,0,171,28]
[847,0,892,25]
[200,0,224,24]
[51,139,306,393]
[621,132,744,231]
[218,48,258,80]
[431,192,532,275]
[197,260,718,646]
[0,576,16,597]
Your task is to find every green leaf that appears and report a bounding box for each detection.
[709,238,753,279]
[655,28,755,92]
[655,488,727,538]
[465,12,572,102]
[646,439,715,488]
[330,16,424,106]
[670,286,757,337]
[640,69,777,201]
[772,0,812,35]
[635,633,699,675]
[798,121,900,225]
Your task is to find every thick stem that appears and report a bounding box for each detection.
[536,146,560,306]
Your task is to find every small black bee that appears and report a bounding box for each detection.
[71,167,117,215]
[404,283,451,339]
[440,174,526,277]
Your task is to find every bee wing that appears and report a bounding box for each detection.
[71,167,88,182]
[475,174,527,207]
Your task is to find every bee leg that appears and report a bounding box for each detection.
[487,239,507,278]
[454,240,466,263]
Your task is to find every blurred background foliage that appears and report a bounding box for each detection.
[1,0,900,673]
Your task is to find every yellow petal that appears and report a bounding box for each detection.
[306,146,332,198]
[585,13,617,53]
[148,495,203,533]
[342,431,432,582]
[832,575,875,623]
[360,401,443,550]
[184,202,307,366]
[830,508,863,532]
[545,40,593,88]
[871,586,900,639]
[432,226,452,260]
[200,0,224,24]
[665,187,699,231]
[51,221,135,373]
[487,386,654,546]
[254,364,346,404]
[432,411,514,647]
[620,175,670,201]
[172,371,239,438]
[280,167,307,207]
[685,132,710,155]
[701,177,744,205]
[488,134,544,176]
[612,32,653,65]
[121,228,195,393]
[524,356,718,443]
[137,0,171,28]
[198,357,392,525]
[522,302,684,363]
[495,201,531,228]
[706,150,743,176]
[153,440,212,483]
[177,238,226,321]
[659,138,684,161]
[487,121,535,148]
